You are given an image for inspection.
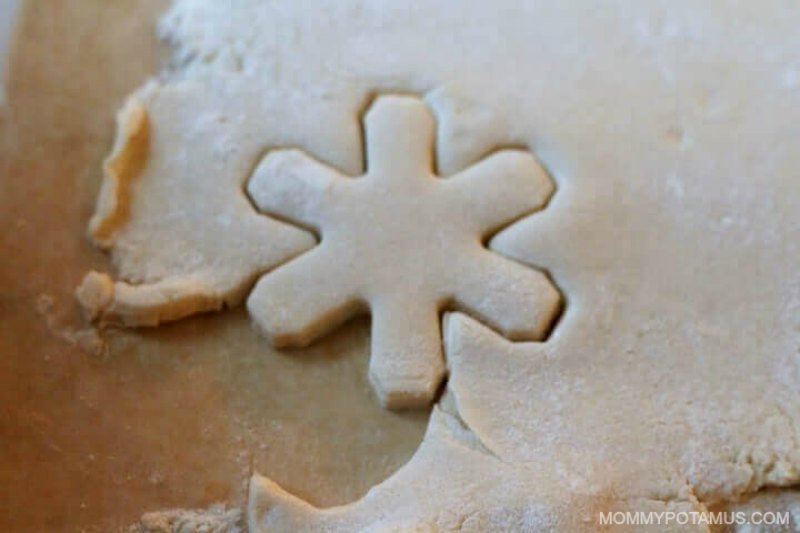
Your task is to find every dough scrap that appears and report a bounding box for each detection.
[246,94,560,408]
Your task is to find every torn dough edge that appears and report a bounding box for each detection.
[88,94,151,249]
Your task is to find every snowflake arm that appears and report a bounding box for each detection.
[446,149,555,237]
[247,149,345,232]
[247,246,362,347]
[369,295,445,409]
[364,95,435,179]
[453,252,562,341]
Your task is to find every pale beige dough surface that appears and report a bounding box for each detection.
[75,0,800,530]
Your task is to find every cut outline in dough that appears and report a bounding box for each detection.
[245,93,563,409]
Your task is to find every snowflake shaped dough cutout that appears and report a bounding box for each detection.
[247,95,561,409]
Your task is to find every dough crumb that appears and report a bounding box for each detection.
[75,271,115,321]
[131,503,243,533]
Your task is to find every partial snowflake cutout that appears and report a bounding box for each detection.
[246,95,561,409]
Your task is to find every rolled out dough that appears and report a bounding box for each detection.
[81,0,800,530]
